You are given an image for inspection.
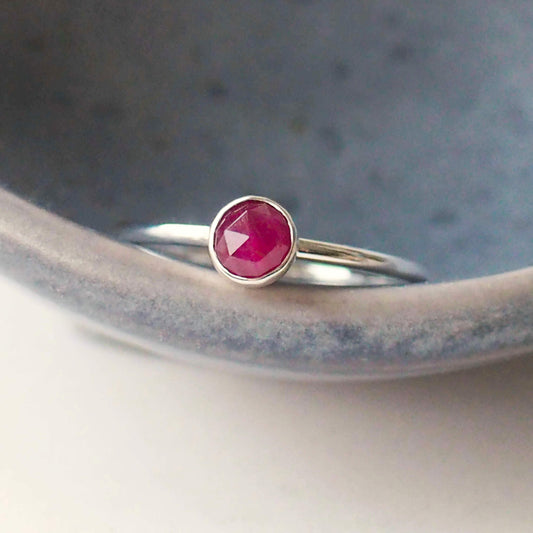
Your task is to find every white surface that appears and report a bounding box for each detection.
[1,274,532,533]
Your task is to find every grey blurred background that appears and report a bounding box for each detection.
[1,0,532,280]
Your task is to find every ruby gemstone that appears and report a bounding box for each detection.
[213,199,293,279]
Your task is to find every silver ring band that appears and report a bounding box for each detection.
[119,196,427,288]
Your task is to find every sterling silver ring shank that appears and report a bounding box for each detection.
[119,196,428,288]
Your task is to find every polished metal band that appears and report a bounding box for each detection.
[120,223,428,287]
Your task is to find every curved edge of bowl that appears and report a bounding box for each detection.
[0,188,532,379]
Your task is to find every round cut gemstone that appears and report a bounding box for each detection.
[212,199,293,279]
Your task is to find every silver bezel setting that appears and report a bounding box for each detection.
[208,195,298,287]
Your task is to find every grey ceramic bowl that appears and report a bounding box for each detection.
[0,0,532,378]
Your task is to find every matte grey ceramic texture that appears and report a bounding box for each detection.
[0,0,532,378]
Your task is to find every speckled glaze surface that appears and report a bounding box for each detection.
[0,0,532,378]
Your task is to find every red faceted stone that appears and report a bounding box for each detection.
[213,199,293,279]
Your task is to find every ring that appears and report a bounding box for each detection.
[119,195,428,288]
